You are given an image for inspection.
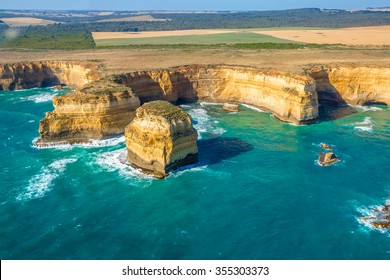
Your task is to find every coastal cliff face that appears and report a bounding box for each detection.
[0,61,100,90]
[125,101,198,178]
[37,79,140,145]
[37,64,319,144]
[122,66,319,124]
[309,66,390,106]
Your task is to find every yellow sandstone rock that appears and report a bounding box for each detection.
[123,65,319,124]
[125,101,198,178]
[37,77,140,145]
[0,61,100,90]
[3,62,389,146]
[309,65,390,106]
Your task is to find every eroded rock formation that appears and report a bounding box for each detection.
[121,65,319,124]
[309,65,390,106]
[37,77,140,145]
[0,61,100,90]
[3,61,389,145]
[125,101,198,178]
[223,103,240,112]
[317,152,339,166]
[360,201,390,230]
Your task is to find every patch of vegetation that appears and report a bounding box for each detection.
[2,8,390,30]
[1,7,390,50]
[96,42,341,50]
[80,75,130,95]
[0,28,95,49]
[143,100,189,121]
[94,32,296,46]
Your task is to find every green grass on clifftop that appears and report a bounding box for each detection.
[0,30,95,49]
[94,32,296,46]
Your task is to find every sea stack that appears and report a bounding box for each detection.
[318,152,339,166]
[37,77,140,146]
[125,101,198,178]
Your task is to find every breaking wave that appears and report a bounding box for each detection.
[241,104,266,113]
[95,149,154,181]
[32,135,125,150]
[187,108,226,139]
[17,158,77,201]
[350,105,383,112]
[354,117,373,132]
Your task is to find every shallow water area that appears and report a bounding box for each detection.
[1,88,390,259]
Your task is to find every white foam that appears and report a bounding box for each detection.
[32,135,125,150]
[21,92,59,103]
[200,101,223,106]
[179,104,192,109]
[241,104,266,113]
[354,117,374,132]
[17,158,77,201]
[356,205,389,233]
[95,149,154,180]
[170,164,208,178]
[187,108,226,139]
[350,105,383,112]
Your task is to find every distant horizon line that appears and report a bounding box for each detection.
[1,7,390,12]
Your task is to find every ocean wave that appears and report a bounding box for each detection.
[20,91,59,103]
[240,104,266,113]
[200,101,223,106]
[354,117,373,132]
[17,158,77,201]
[187,108,226,139]
[350,105,383,112]
[95,149,154,181]
[169,164,208,178]
[32,135,125,150]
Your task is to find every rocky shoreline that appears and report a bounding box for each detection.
[1,61,390,176]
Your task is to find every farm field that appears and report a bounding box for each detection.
[93,30,297,46]
[1,17,61,27]
[257,25,390,45]
[93,26,390,46]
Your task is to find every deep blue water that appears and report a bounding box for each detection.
[1,88,390,260]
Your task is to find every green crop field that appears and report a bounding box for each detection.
[94,32,298,47]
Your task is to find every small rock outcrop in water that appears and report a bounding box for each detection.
[360,201,390,230]
[320,143,333,151]
[125,101,198,178]
[223,103,239,112]
[317,152,339,166]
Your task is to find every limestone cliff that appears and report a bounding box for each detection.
[0,61,100,90]
[125,101,198,178]
[37,78,140,145]
[122,65,319,124]
[309,65,390,106]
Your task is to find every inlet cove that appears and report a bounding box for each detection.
[1,62,390,259]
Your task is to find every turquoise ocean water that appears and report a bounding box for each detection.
[1,87,390,260]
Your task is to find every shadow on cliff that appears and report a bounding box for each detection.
[3,66,64,90]
[123,72,198,104]
[318,101,357,122]
[197,137,254,165]
[312,70,357,122]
